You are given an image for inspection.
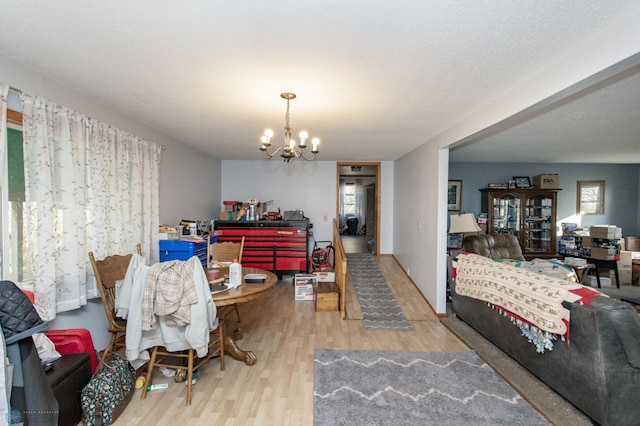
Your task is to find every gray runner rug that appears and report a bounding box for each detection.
[313,349,550,426]
[347,253,413,331]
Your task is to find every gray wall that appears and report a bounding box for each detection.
[449,162,640,236]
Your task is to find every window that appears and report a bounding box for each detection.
[2,109,32,283]
[342,183,356,216]
[1,110,33,283]
[577,180,605,215]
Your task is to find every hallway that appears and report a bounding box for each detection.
[341,235,371,254]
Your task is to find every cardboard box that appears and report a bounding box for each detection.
[564,257,587,267]
[580,236,593,248]
[590,225,622,240]
[590,247,618,261]
[611,269,633,287]
[313,271,336,282]
[584,275,611,287]
[294,274,317,300]
[618,251,636,270]
[533,174,559,189]
[314,282,339,312]
[624,236,640,251]
[633,260,640,286]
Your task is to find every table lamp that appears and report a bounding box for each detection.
[448,213,482,250]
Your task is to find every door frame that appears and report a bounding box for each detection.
[336,162,381,256]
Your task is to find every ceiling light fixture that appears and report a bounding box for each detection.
[259,92,320,162]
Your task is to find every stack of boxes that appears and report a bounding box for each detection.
[559,224,624,260]
[619,236,640,287]
[587,225,622,261]
[559,222,579,255]
[561,225,639,288]
[558,222,589,256]
[582,226,621,287]
[295,271,340,312]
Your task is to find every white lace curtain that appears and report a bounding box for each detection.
[21,94,162,321]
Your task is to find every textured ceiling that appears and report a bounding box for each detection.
[1,1,639,163]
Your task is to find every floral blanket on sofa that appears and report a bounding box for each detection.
[453,252,602,352]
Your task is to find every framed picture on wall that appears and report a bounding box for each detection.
[448,180,462,211]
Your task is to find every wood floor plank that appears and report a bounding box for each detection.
[112,256,468,425]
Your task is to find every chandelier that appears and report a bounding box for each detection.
[259,92,320,162]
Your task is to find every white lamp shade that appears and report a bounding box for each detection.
[448,213,482,234]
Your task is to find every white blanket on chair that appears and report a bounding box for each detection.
[118,255,217,369]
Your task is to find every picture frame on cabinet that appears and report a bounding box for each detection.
[448,180,462,211]
[513,176,532,189]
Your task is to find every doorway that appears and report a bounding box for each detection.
[336,162,380,255]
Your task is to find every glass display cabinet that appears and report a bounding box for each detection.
[480,188,560,259]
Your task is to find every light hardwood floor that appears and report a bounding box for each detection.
[113,256,468,425]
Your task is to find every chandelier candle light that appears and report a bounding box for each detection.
[259,92,320,162]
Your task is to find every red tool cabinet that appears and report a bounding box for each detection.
[214,220,310,276]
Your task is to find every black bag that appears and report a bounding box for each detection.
[81,355,136,425]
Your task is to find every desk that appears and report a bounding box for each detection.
[212,267,277,365]
[561,254,620,288]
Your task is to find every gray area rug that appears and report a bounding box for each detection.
[347,253,413,331]
[313,349,550,426]
[440,316,592,426]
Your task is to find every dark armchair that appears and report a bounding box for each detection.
[462,233,525,261]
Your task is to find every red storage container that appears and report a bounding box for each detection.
[45,328,99,373]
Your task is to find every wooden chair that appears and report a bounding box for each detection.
[140,319,225,406]
[207,235,245,321]
[88,244,142,365]
[207,236,245,265]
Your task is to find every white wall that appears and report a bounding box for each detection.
[220,160,394,254]
[393,143,446,313]
[637,170,640,234]
[379,162,394,255]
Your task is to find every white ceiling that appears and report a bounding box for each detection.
[1,1,639,163]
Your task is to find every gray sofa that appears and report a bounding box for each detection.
[452,234,640,426]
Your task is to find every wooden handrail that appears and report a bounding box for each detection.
[332,219,348,319]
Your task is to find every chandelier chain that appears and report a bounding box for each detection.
[285,99,291,130]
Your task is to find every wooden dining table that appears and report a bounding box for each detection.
[211,267,277,366]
